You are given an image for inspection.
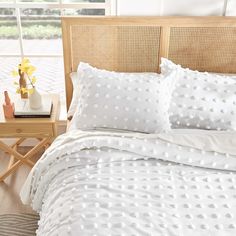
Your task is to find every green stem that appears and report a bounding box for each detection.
[25,73,34,88]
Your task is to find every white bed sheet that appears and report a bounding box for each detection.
[21,130,236,236]
[158,129,236,155]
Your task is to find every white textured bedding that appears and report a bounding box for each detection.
[21,131,236,236]
[158,129,236,155]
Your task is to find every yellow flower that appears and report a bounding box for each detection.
[22,58,30,64]
[12,58,38,95]
[31,76,37,84]
[11,70,19,77]
[28,88,35,95]
[18,58,30,73]
[21,87,28,94]
[27,66,36,76]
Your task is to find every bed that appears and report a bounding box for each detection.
[20,16,236,236]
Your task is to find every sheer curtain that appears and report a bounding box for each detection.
[226,0,236,16]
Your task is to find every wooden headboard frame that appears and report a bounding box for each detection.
[61,16,236,110]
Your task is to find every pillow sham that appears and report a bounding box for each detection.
[67,64,158,119]
[71,62,177,133]
[161,58,236,131]
[68,72,80,119]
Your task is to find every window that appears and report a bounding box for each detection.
[0,0,111,117]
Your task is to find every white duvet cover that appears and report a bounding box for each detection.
[21,131,236,236]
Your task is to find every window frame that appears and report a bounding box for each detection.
[0,0,113,58]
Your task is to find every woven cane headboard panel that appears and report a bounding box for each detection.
[169,27,236,73]
[62,17,236,109]
[70,25,160,72]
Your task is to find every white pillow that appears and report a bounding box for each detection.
[67,64,158,119]
[67,72,80,119]
[72,62,177,133]
[161,58,236,131]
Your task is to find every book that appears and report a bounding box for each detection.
[14,96,53,118]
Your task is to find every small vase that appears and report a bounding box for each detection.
[19,69,28,99]
[29,87,42,110]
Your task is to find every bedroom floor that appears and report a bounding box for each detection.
[0,147,41,214]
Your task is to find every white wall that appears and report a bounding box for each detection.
[117,0,162,16]
[116,0,235,16]
[161,0,225,16]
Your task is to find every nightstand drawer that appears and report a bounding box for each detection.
[0,123,54,137]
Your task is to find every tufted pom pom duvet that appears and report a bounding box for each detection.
[21,130,236,236]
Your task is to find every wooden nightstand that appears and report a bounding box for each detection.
[0,94,60,182]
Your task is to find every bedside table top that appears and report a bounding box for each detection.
[0,94,60,124]
[0,94,60,138]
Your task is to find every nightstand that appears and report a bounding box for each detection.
[0,94,60,182]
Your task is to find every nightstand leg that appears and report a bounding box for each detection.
[8,153,15,170]
[0,161,20,182]
[0,137,51,182]
[10,138,26,149]
[0,141,34,167]
[7,138,25,170]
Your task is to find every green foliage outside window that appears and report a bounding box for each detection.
[0,0,105,39]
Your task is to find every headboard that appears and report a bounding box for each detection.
[61,16,236,110]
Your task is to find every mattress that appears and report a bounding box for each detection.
[21,130,236,236]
